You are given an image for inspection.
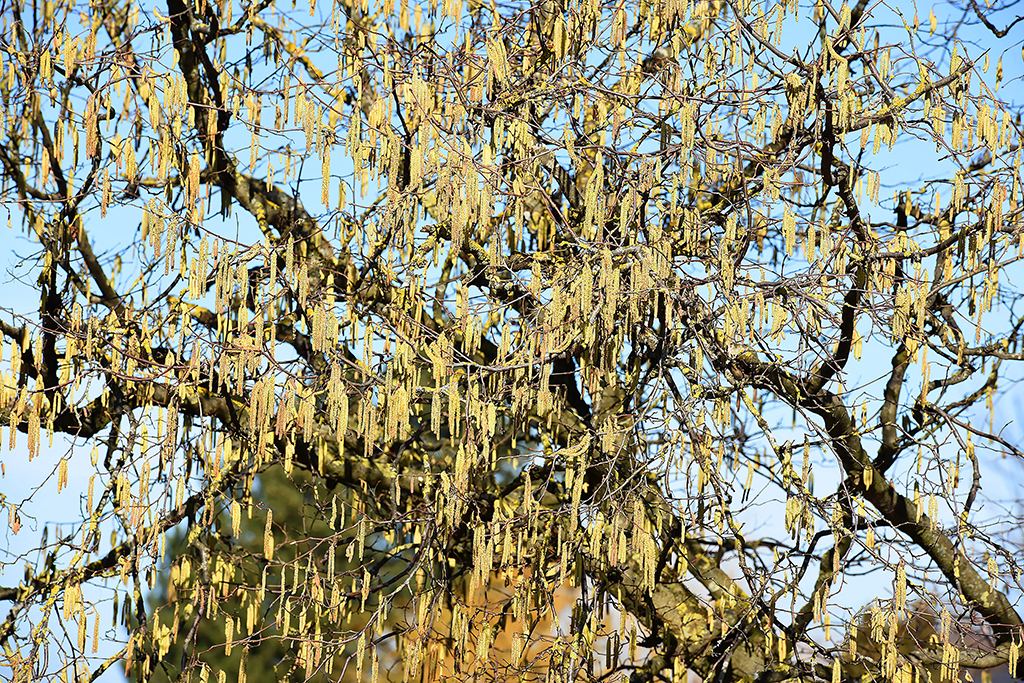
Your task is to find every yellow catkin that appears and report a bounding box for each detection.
[263,509,274,559]
[783,207,796,255]
[896,561,906,612]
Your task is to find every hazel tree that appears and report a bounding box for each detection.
[2,0,1024,681]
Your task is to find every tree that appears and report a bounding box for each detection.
[2,0,1024,680]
